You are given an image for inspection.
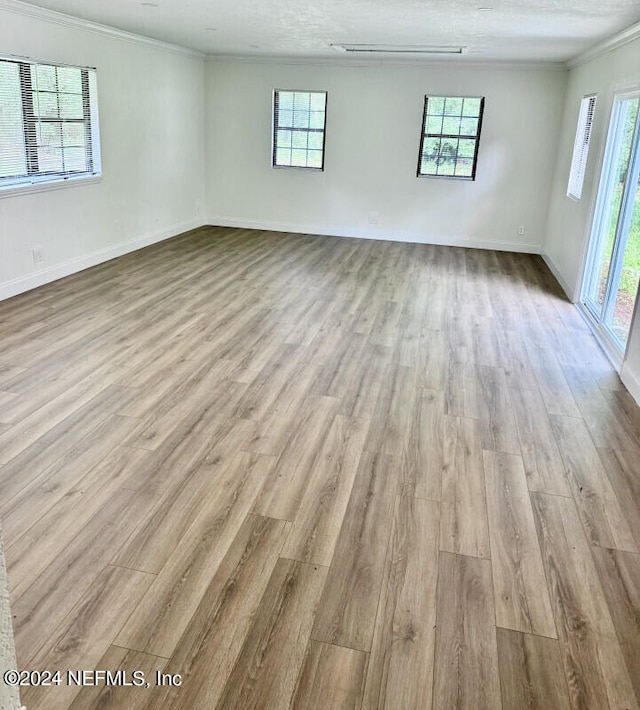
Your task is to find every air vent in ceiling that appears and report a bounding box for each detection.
[331,44,467,55]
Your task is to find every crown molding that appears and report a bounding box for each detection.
[0,0,204,58]
[567,19,640,69]
[7,0,634,71]
[206,53,567,71]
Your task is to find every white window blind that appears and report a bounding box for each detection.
[567,94,596,201]
[272,90,327,170]
[0,56,101,191]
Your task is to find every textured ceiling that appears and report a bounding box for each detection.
[12,0,640,62]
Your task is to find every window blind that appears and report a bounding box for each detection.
[272,90,327,170]
[0,56,101,190]
[567,94,597,201]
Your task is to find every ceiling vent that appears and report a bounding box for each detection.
[331,44,467,55]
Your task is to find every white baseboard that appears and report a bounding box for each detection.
[0,215,547,302]
[208,215,542,254]
[621,361,640,407]
[541,252,576,301]
[0,217,206,301]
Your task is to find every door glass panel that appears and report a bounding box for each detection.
[584,98,638,316]
[582,92,640,355]
[611,179,640,341]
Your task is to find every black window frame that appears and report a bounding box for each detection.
[417,95,485,181]
[272,89,327,171]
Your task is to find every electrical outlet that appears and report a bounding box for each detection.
[517,225,526,236]
[114,219,121,234]
[368,212,379,225]
[31,247,43,264]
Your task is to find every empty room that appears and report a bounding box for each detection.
[1,0,640,707]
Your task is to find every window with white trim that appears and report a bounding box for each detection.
[272,90,327,170]
[567,94,597,201]
[0,56,101,191]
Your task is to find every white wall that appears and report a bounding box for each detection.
[205,59,567,252]
[0,6,206,299]
[543,34,640,402]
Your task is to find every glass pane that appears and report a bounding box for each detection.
[422,137,458,175]
[278,92,293,110]
[310,93,325,111]
[62,123,85,146]
[63,146,87,171]
[291,131,308,149]
[36,122,62,147]
[57,66,82,94]
[0,61,27,178]
[610,168,640,341]
[426,115,443,134]
[439,139,459,163]
[309,111,324,129]
[444,97,463,115]
[34,92,59,118]
[59,93,83,119]
[460,117,479,136]
[458,138,476,158]
[291,149,307,167]
[438,159,455,176]
[462,98,482,117]
[277,129,292,148]
[278,110,293,128]
[293,111,310,129]
[454,157,474,177]
[34,65,57,91]
[38,146,63,172]
[307,150,323,168]
[427,96,445,115]
[293,93,310,111]
[586,99,638,314]
[420,155,435,175]
[307,132,323,150]
[421,137,441,172]
[275,147,291,166]
[442,116,460,135]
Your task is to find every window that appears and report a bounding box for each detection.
[567,94,597,200]
[272,90,327,170]
[0,56,101,191]
[417,96,484,179]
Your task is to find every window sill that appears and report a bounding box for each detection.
[272,165,324,171]
[417,174,476,181]
[0,174,102,200]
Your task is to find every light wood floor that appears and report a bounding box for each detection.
[1,226,639,709]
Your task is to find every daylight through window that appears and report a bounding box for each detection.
[418,96,484,179]
[0,56,101,191]
[272,90,327,170]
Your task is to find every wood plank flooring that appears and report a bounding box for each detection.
[0,225,639,709]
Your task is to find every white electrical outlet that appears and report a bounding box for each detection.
[31,247,43,264]
[517,225,526,236]
[368,212,379,225]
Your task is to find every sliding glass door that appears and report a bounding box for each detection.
[582,91,640,355]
